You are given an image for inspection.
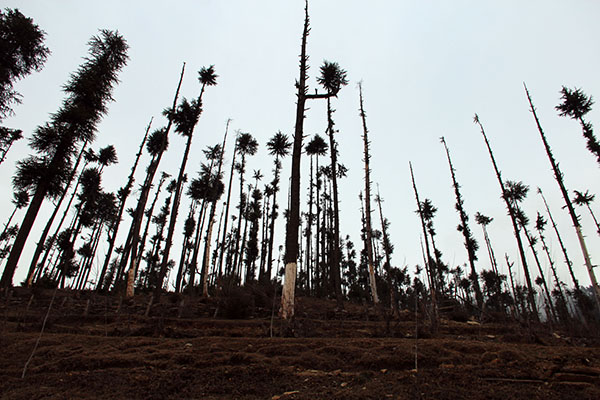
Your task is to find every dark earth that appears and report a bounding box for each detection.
[1,287,599,399]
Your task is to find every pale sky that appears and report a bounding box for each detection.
[3,0,600,293]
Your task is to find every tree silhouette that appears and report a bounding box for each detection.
[359,83,379,305]
[304,134,328,293]
[264,131,292,283]
[156,65,217,296]
[282,1,342,319]
[441,136,483,311]
[318,61,348,308]
[0,8,50,120]
[556,86,600,166]
[504,180,556,322]
[474,113,538,321]
[230,132,258,279]
[120,63,185,296]
[1,30,128,287]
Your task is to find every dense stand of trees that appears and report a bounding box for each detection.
[0,6,599,332]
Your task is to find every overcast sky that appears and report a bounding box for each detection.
[3,0,600,292]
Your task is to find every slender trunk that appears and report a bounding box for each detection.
[441,137,483,310]
[474,114,538,321]
[520,223,557,322]
[584,203,600,236]
[266,159,282,283]
[157,103,203,295]
[375,191,399,316]
[305,155,314,293]
[97,118,152,290]
[325,97,343,308]
[358,84,379,304]
[175,205,195,293]
[524,84,600,308]
[217,139,238,278]
[123,63,185,297]
[538,188,580,290]
[410,163,438,328]
[538,229,569,321]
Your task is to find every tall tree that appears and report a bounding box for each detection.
[440,137,483,310]
[409,163,438,329]
[1,30,128,287]
[524,84,600,308]
[473,114,538,320]
[375,189,399,315]
[318,61,348,308]
[358,83,379,305]
[556,86,600,166]
[121,63,185,296]
[264,131,292,283]
[281,1,338,319]
[303,134,328,293]
[231,132,258,278]
[537,189,580,293]
[0,8,50,120]
[156,65,217,295]
[505,180,557,322]
[96,119,152,289]
[535,212,570,322]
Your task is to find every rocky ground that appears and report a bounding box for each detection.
[1,287,599,399]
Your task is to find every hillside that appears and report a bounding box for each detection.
[1,287,599,400]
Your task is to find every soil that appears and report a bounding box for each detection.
[1,287,599,399]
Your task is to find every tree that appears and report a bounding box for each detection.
[573,190,600,236]
[375,189,399,316]
[264,131,292,283]
[358,83,379,305]
[473,113,538,320]
[537,188,580,291]
[535,212,570,322]
[304,134,328,293]
[556,86,600,166]
[1,30,128,287]
[409,162,438,329]
[230,132,258,278]
[440,136,483,311]
[0,127,23,165]
[504,180,556,322]
[120,63,185,296]
[524,84,600,309]
[318,61,348,308]
[281,1,339,319]
[0,8,50,120]
[155,65,217,296]
[96,119,152,290]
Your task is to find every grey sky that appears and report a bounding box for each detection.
[3,1,600,290]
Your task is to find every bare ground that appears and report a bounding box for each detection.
[1,287,599,399]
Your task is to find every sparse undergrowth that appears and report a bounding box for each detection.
[1,287,599,400]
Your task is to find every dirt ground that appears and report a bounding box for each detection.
[1,287,599,399]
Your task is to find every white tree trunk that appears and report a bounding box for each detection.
[368,262,379,304]
[281,261,297,319]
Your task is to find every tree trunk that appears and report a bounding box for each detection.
[281,2,310,320]
[474,114,538,321]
